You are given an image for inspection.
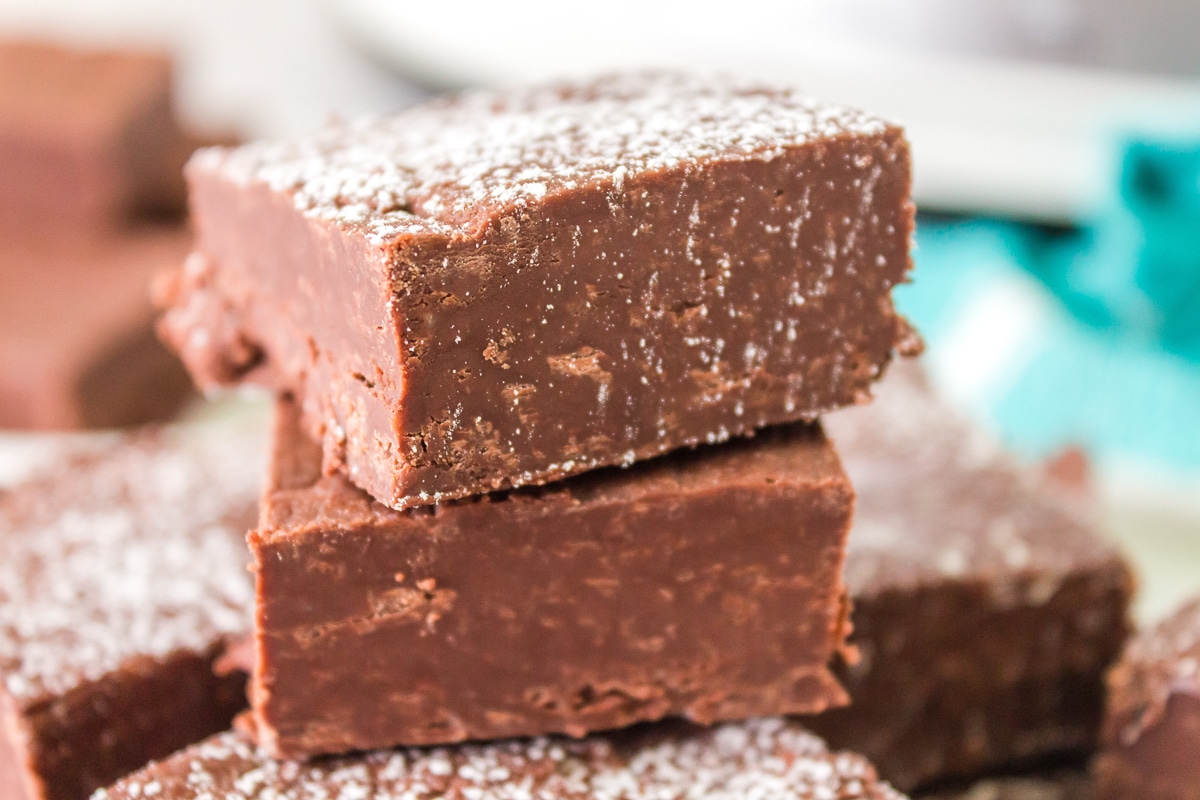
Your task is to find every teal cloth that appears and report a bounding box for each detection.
[1022,136,1200,359]
[904,216,1200,472]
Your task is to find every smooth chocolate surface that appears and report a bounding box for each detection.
[244,398,854,758]
[0,226,195,429]
[94,718,907,800]
[0,40,190,230]
[1094,596,1200,800]
[806,362,1134,792]
[161,72,916,509]
[0,423,262,800]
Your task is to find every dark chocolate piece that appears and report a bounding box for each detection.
[806,362,1134,792]
[0,226,194,429]
[1093,596,1200,800]
[0,41,190,230]
[160,73,916,509]
[0,422,262,800]
[242,398,854,758]
[94,718,907,800]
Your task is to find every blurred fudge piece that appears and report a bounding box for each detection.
[918,768,1092,800]
[159,72,917,509]
[0,226,194,429]
[808,362,1134,791]
[0,41,190,230]
[93,718,908,800]
[240,398,854,758]
[0,423,261,800]
[1094,595,1200,800]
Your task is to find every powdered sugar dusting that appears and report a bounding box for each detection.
[1114,596,1200,746]
[98,718,904,799]
[0,423,261,703]
[824,361,1116,598]
[196,73,892,245]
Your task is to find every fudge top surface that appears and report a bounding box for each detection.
[192,73,896,244]
[825,361,1124,597]
[261,398,846,539]
[0,423,260,705]
[0,40,172,137]
[95,718,905,800]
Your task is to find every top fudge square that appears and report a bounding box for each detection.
[160,73,916,509]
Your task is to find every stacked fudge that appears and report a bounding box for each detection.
[156,72,919,761]
[0,72,1141,800]
[162,72,916,783]
[0,41,208,429]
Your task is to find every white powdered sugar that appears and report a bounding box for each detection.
[0,423,262,703]
[99,718,903,799]
[195,73,892,245]
[824,360,1113,597]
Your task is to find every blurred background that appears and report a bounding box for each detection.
[0,0,1197,620]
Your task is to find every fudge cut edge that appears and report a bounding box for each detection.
[244,397,856,758]
[161,75,916,509]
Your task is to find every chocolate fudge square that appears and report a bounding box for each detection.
[94,718,907,800]
[807,362,1134,792]
[1094,596,1200,800]
[0,226,194,429]
[160,72,917,510]
[239,398,855,758]
[0,41,190,231]
[0,423,261,800]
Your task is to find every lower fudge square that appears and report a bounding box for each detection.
[0,424,261,800]
[242,398,855,758]
[95,718,907,800]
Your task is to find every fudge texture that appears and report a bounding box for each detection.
[94,718,907,800]
[160,72,917,509]
[0,41,189,230]
[0,226,195,429]
[242,398,854,758]
[0,423,261,800]
[1094,596,1200,800]
[807,362,1134,792]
